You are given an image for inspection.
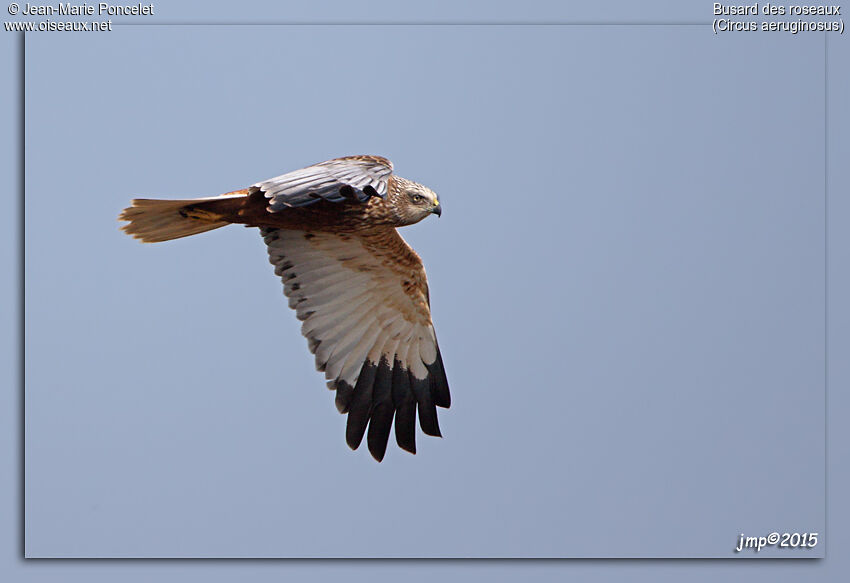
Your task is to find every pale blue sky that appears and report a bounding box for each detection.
[4,0,850,580]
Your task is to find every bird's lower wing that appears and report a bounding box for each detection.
[261,227,450,461]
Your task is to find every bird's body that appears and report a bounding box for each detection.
[179,184,419,233]
[119,155,449,462]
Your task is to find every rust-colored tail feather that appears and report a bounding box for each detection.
[119,198,229,243]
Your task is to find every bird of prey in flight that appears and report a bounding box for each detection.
[119,155,450,462]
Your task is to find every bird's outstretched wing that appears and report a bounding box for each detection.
[255,155,394,210]
[262,226,450,461]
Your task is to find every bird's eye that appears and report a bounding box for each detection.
[410,194,424,203]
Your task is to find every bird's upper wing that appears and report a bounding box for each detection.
[262,226,450,461]
[254,155,394,210]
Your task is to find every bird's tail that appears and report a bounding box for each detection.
[119,192,247,243]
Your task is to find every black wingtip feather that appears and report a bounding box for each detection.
[411,375,441,437]
[334,379,355,414]
[428,347,451,409]
[392,362,416,454]
[362,185,379,201]
[339,184,359,201]
[346,361,377,451]
[366,357,394,462]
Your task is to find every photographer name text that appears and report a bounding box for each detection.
[17,2,153,16]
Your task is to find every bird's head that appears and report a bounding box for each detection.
[386,176,441,226]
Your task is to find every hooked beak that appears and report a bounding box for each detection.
[431,201,441,217]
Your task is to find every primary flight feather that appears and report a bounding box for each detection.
[119,155,449,462]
